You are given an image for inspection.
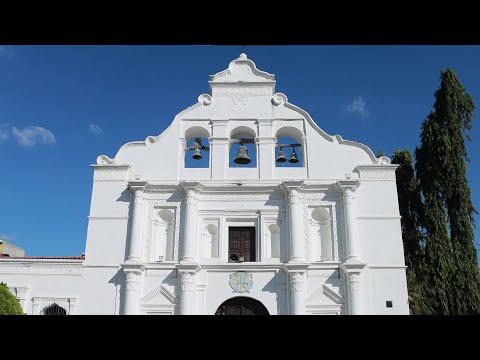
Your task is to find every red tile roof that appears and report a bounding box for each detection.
[0,254,85,260]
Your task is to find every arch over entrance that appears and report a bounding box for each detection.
[215,297,269,315]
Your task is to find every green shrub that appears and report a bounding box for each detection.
[0,282,24,315]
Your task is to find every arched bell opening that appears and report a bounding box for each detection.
[184,127,210,168]
[275,127,304,167]
[229,126,257,168]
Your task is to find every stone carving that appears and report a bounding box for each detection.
[96,155,114,165]
[290,272,305,292]
[213,86,271,96]
[289,189,299,205]
[348,274,360,291]
[181,273,195,293]
[232,96,248,106]
[271,93,288,106]
[344,188,355,205]
[199,193,272,201]
[125,272,141,291]
[185,189,197,206]
[198,93,212,106]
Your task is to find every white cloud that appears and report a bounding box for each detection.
[88,123,103,136]
[0,124,9,143]
[347,96,370,118]
[12,126,56,147]
[0,233,16,242]
[0,46,14,60]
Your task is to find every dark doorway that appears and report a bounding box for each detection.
[43,303,67,315]
[229,227,255,262]
[215,297,269,315]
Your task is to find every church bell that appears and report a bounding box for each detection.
[233,141,251,165]
[289,147,299,163]
[192,147,202,160]
[276,147,287,163]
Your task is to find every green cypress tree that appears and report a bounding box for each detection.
[392,149,433,314]
[416,116,453,314]
[415,69,480,314]
[432,69,480,314]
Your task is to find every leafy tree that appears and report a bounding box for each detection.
[415,69,480,314]
[0,282,24,315]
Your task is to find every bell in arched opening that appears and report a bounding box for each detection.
[276,147,287,163]
[192,147,202,160]
[288,147,299,163]
[233,140,251,165]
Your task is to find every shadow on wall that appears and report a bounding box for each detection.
[109,270,125,315]
[117,188,133,262]
[261,270,287,315]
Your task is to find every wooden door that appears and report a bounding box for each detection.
[229,227,255,262]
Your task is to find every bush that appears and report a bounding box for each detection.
[0,282,24,315]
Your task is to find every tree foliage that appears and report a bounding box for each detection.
[413,69,480,314]
[392,149,433,314]
[0,282,24,315]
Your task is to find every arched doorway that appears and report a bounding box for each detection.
[215,297,269,315]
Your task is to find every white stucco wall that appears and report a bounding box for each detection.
[0,53,409,315]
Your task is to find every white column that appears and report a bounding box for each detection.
[347,273,362,315]
[127,186,146,262]
[210,119,229,180]
[183,188,197,262]
[179,271,196,315]
[289,271,306,315]
[343,187,360,261]
[122,270,141,315]
[288,188,304,262]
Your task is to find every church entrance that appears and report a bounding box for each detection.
[215,297,269,315]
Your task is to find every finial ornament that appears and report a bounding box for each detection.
[238,52,248,60]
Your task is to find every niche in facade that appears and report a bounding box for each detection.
[310,207,333,261]
[184,127,210,168]
[265,223,281,259]
[152,209,175,261]
[275,127,304,167]
[202,223,219,258]
[229,126,257,168]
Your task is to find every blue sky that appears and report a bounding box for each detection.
[0,45,479,259]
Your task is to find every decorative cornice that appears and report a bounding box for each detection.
[355,164,399,180]
[176,263,201,274]
[209,54,276,85]
[340,261,367,274]
[283,263,309,273]
[121,263,146,274]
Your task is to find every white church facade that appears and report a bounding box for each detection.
[0,53,409,315]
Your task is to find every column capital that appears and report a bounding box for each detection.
[122,265,145,292]
[128,181,148,194]
[180,181,203,193]
[335,180,360,193]
[281,180,304,194]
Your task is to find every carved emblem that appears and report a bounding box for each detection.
[229,272,253,293]
[232,96,248,106]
